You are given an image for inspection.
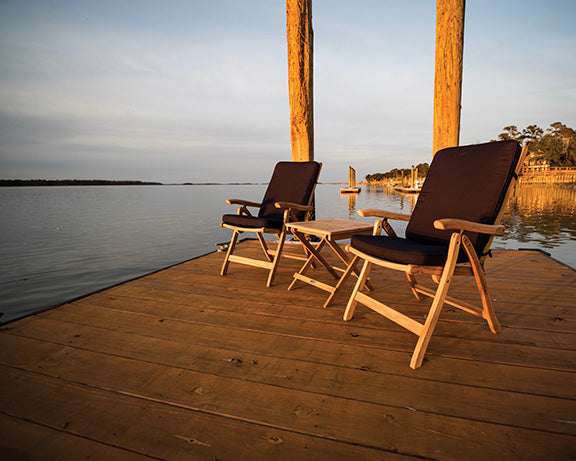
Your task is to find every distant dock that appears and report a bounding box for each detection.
[519,166,576,184]
[393,185,421,194]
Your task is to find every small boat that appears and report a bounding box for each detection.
[340,166,361,193]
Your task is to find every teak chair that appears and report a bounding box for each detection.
[343,140,525,369]
[220,161,321,287]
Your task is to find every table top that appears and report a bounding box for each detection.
[286,218,373,239]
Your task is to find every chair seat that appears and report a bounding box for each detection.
[351,234,450,267]
[222,214,284,230]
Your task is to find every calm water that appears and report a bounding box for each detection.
[1,183,575,324]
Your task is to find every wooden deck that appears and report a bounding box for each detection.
[1,241,575,460]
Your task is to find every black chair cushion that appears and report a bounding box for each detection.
[221,214,283,230]
[351,234,450,267]
[406,140,521,255]
[258,161,321,222]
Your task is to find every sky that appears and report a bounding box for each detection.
[0,1,574,184]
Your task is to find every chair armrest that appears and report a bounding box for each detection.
[274,201,314,212]
[226,199,262,208]
[434,218,505,235]
[357,208,411,221]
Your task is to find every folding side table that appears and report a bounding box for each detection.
[285,218,375,307]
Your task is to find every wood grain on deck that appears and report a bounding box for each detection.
[1,242,575,460]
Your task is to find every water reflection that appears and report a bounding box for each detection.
[499,185,576,248]
[397,190,418,213]
[342,192,357,218]
[365,184,418,213]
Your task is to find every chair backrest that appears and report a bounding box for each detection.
[405,140,522,256]
[258,161,321,222]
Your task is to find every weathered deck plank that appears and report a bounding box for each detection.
[1,366,404,461]
[2,323,575,436]
[7,310,575,399]
[0,412,153,461]
[1,244,575,460]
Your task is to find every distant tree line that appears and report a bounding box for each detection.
[496,122,576,167]
[0,179,163,187]
[365,163,430,183]
[365,122,575,183]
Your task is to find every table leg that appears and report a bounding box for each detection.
[288,238,327,291]
[290,230,340,279]
[323,255,361,308]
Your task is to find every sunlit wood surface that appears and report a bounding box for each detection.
[1,241,575,460]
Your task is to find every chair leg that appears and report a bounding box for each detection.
[266,228,287,287]
[410,233,461,369]
[220,230,240,276]
[257,233,273,262]
[405,273,423,301]
[461,235,501,334]
[324,254,358,307]
[343,260,372,321]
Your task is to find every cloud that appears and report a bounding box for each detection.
[0,0,574,183]
[0,5,294,182]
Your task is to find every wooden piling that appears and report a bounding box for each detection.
[286,0,314,162]
[433,0,465,155]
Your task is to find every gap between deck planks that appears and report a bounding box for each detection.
[1,241,575,460]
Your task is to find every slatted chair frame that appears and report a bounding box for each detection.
[343,141,527,369]
[220,161,321,287]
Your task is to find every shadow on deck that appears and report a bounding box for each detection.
[1,241,575,460]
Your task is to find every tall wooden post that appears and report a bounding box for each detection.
[286,0,314,162]
[433,0,465,155]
